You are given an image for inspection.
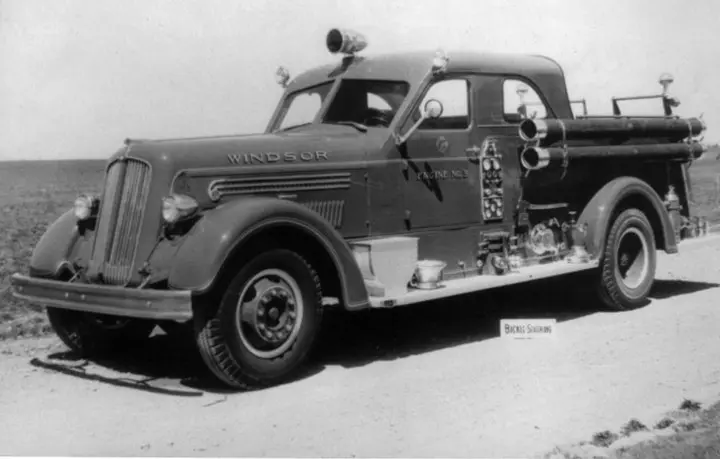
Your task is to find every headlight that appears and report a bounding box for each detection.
[74,194,98,220]
[162,194,199,224]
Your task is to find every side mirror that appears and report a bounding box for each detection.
[394,98,444,146]
[423,99,444,119]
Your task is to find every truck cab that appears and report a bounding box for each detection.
[11,29,709,390]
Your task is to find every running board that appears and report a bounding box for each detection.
[369,259,600,308]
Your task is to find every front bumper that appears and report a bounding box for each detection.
[10,274,193,321]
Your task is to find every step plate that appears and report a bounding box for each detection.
[369,259,600,308]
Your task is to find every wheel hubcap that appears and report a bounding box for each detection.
[236,269,304,359]
[615,227,649,290]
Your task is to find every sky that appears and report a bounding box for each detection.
[1,0,719,161]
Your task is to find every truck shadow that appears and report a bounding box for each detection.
[31,276,719,394]
[318,277,719,369]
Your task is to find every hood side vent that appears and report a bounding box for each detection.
[208,172,351,201]
[302,200,345,229]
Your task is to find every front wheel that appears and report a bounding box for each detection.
[195,249,324,390]
[595,208,657,310]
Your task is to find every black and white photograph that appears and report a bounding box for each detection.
[1,0,720,457]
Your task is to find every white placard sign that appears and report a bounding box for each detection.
[500,318,557,339]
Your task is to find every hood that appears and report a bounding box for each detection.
[113,124,389,173]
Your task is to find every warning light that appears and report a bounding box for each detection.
[275,66,290,88]
[432,49,449,74]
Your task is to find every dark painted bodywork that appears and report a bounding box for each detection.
[14,49,689,315]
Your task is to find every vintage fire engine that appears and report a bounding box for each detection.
[10,29,711,389]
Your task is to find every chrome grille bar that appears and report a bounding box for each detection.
[91,158,151,285]
[91,162,124,272]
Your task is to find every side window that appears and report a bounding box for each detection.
[418,79,470,130]
[503,79,548,123]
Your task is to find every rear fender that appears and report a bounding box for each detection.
[577,176,677,257]
[168,197,370,310]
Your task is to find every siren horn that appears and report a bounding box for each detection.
[326,28,368,55]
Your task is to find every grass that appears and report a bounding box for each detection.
[610,399,720,458]
[619,419,649,437]
[544,399,720,458]
[592,430,621,448]
[2,151,720,340]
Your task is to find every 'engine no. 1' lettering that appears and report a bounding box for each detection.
[228,151,329,165]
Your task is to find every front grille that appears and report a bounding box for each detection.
[91,159,151,285]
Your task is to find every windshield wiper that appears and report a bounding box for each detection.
[327,121,368,133]
[276,122,313,133]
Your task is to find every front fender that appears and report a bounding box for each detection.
[168,197,369,309]
[29,209,81,278]
[577,176,677,257]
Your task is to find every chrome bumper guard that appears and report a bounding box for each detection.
[10,274,193,321]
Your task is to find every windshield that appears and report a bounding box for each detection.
[274,79,410,131]
[275,82,334,131]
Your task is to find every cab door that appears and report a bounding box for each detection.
[401,76,483,230]
[471,74,553,227]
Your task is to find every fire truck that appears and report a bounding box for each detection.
[10,29,711,389]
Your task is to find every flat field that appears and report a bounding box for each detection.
[1,152,720,339]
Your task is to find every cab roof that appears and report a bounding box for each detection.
[287,50,567,90]
[284,49,573,119]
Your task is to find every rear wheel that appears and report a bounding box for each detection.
[195,249,324,389]
[595,208,657,310]
[47,308,156,356]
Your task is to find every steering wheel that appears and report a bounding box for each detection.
[363,108,392,127]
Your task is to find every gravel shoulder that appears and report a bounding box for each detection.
[1,236,720,457]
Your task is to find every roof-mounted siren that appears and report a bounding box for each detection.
[326,28,367,56]
[275,66,291,89]
[659,72,680,115]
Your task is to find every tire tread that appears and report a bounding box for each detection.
[597,208,656,311]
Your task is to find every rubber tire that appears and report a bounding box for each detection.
[46,307,156,357]
[596,208,657,311]
[195,249,324,390]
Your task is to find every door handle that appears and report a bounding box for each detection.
[465,145,482,163]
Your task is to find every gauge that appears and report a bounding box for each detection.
[492,159,500,170]
[490,203,497,212]
[483,159,492,171]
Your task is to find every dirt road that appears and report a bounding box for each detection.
[2,236,720,458]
